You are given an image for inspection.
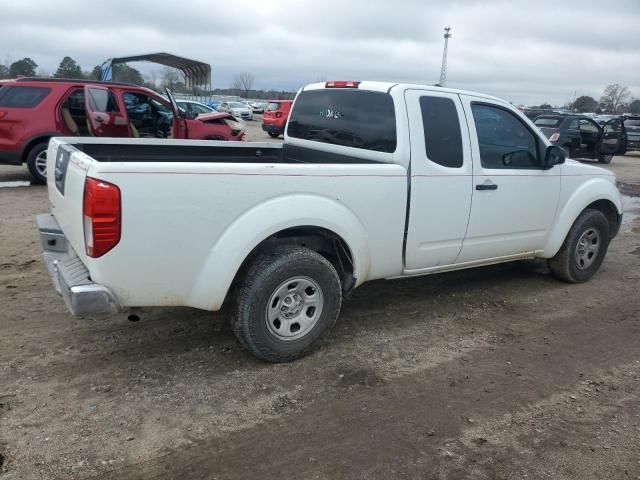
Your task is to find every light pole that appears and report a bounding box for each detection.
[439,27,452,87]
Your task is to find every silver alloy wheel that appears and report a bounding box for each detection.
[575,227,600,270]
[35,150,47,177]
[266,276,324,341]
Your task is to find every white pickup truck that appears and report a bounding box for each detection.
[37,80,623,362]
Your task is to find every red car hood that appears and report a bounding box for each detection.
[196,112,232,122]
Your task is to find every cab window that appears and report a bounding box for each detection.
[419,96,463,168]
[471,103,542,169]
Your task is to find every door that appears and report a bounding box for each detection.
[165,88,187,138]
[457,97,561,262]
[565,117,581,154]
[84,86,130,137]
[577,118,601,158]
[403,90,473,271]
[600,118,624,155]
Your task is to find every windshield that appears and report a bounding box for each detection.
[534,117,562,127]
[228,102,245,108]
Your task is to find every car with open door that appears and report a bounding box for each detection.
[534,114,627,163]
[0,77,245,184]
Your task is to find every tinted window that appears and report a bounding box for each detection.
[567,119,579,130]
[287,89,396,153]
[419,96,463,168]
[87,88,119,113]
[534,117,562,127]
[0,86,51,108]
[472,104,542,169]
[267,102,281,111]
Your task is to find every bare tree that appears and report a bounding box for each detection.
[600,84,631,113]
[234,72,255,98]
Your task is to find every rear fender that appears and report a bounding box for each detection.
[188,194,371,310]
[542,178,622,257]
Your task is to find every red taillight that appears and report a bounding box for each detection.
[83,177,121,258]
[275,111,282,118]
[325,80,360,88]
[549,132,560,142]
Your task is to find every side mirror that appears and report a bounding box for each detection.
[545,145,565,168]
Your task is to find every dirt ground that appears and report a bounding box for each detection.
[1,132,639,479]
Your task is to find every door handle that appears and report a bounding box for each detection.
[476,183,498,191]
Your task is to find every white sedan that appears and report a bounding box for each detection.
[218,101,254,121]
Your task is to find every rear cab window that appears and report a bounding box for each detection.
[287,89,397,153]
[534,117,562,128]
[419,96,463,168]
[0,86,51,108]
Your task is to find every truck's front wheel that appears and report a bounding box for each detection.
[548,209,610,283]
[232,245,342,362]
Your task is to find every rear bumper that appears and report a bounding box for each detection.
[262,123,283,134]
[0,149,22,165]
[37,214,121,316]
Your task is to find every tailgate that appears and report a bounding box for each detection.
[46,138,91,262]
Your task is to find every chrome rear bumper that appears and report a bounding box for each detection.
[37,214,121,316]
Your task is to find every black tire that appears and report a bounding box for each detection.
[548,209,610,283]
[232,245,342,362]
[26,142,49,184]
[268,131,280,138]
[598,154,613,164]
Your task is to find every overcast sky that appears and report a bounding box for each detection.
[1,0,638,105]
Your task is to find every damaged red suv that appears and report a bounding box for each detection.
[0,78,245,183]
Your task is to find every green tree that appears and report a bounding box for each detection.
[112,64,144,85]
[89,65,102,80]
[0,63,9,79]
[629,99,640,114]
[9,57,38,77]
[572,95,598,113]
[54,56,84,79]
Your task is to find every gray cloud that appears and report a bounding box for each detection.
[1,0,638,105]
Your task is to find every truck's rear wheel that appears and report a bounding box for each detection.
[548,209,610,283]
[26,142,49,184]
[598,154,613,164]
[232,245,342,362]
[268,131,280,138]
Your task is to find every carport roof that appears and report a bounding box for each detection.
[110,52,211,90]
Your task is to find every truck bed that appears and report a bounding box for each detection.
[72,140,386,165]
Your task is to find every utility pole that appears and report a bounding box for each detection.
[439,26,452,87]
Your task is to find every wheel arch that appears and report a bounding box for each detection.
[20,133,60,162]
[543,179,622,258]
[188,194,371,310]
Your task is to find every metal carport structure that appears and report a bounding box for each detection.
[99,52,211,91]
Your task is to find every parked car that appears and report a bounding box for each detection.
[37,80,622,363]
[533,114,627,163]
[623,115,640,152]
[218,101,253,121]
[262,100,293,138]
[0,78,245,183]
[176,100,217,115]
[249,101,266,114]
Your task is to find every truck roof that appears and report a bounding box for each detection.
[302,81,507,105]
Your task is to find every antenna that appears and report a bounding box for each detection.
[439,26,452,87]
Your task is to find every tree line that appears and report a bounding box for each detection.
[0,56,294,99]
[531,84,639,115]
